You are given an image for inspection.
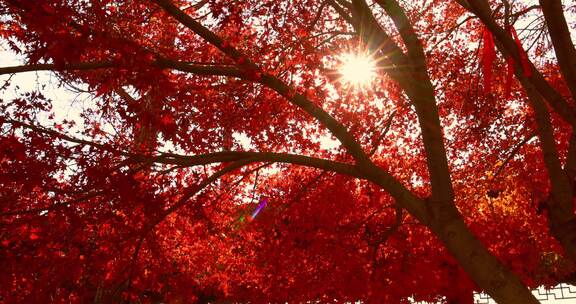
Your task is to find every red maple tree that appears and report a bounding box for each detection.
[1,0,576,303]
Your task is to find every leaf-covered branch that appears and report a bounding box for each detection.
[0,58,242,77]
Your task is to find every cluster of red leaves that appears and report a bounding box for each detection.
[0,0,575,303]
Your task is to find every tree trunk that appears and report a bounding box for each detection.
[366,163,540,303]
[351,7,540,299]
[517,69,576,264]
[445,292,474,304]
[428,204,539,304]
[548,211,576,262]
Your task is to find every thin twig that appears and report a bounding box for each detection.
[369,111,396,156]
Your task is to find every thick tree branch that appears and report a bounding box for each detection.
[374,0,425,65]
[513,65,576,261]
[538,0,576,100]
[0,59,242,77]
[153,0,371,163]
[155,57,242,77]
[153,0,431,223]
[143,151,365,179]
[0,62,115,75]
[520,79,573,207]
[459,0,576,128]
[349,0,454,205]
[5,118,365,180]
[350,0,407,66]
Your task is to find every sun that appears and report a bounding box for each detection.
[338,53,377,87]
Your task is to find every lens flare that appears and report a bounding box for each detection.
[250,197,268,220]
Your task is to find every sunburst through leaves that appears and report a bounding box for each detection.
[337,52,377,89]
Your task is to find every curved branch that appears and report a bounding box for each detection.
[351,0,454,204]
[143,151,365,179]
[0,59,242,77]
[0,62,115,75]
[4,117,364,182]
[153,0,371,165]
[151,0,430,225]
[155,151,428,224]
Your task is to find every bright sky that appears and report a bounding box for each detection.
[0,47,90,130]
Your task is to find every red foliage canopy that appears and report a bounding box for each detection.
[1,0,576,303]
